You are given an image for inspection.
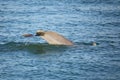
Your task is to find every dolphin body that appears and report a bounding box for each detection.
[35,30,73,45]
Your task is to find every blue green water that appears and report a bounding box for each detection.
[0,0,120,80]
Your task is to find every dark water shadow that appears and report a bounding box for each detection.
[74,41,99,46]
[25,43,69,54]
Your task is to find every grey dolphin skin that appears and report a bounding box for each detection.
[35,30,73,45]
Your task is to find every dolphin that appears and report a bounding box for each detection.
[22,34,33,37]
[35,30,73,45]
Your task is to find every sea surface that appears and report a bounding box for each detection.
[0,0,120,80]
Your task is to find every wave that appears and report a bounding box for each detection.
[0,42,70,54]
[0,41,99,53]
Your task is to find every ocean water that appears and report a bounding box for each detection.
[0,0,120,80]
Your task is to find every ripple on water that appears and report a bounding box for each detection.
[0,0,120,80]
